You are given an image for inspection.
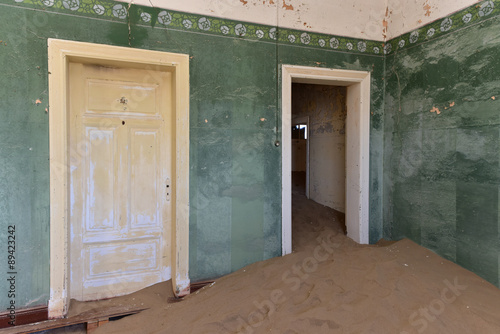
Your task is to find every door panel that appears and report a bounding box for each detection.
[87,241,159,276]
[86,127,116,230]
[69,62,172,301]
[130,128,160,228]
[87,79,158,115]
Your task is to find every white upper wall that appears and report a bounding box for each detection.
[277,0,388,41]
[125,0,388,41]
[124,0,482,41]
[386,0,480,40]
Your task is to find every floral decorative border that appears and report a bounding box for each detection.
[276,27,384,54]
[385,0,499,54]
[5,0,384,55]
[9,0,130,21]
[4,0,500,55]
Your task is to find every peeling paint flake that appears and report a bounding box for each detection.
[424,4,432,17]
[282,0,293,11]
[430,106,441,114]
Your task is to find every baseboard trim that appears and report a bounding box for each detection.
[0,305,48,329]
[0,281,214,329]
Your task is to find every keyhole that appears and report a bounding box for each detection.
[122,121,125,125]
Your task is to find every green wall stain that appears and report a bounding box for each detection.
[385,12,500,289]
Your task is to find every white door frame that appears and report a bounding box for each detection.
[47,39,190,318]
[282,65,370,255]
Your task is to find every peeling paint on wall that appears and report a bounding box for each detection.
[423,2,432,17]
[282,0,294,11]
[430,106,441,114]
[137,0,387,41]
[386,0,481,40]
[382,6,389,40]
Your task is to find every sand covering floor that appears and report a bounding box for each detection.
[78,191,500,333]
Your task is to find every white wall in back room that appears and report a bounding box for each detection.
[292,83,347,213]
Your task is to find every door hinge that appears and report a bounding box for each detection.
[166,178,171,202]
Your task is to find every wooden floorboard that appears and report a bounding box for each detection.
[0,306,147,334]
[0,280,215,333]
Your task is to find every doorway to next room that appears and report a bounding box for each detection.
[291,83,347,241]
[282,65,371,254]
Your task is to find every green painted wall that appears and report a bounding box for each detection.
[384,1,500,288]
[0,0,385,310]
[5,0,498,313]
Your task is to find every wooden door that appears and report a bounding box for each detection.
[68,62,173,301]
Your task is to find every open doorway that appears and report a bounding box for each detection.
[291,83,347,235]
[282,65,371,255]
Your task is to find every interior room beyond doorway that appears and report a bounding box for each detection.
[291,83,347,214]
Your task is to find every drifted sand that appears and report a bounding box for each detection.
[81,190,500,333]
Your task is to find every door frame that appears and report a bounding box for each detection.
[48,39,190,318]
[291,116,310,199]
[282,65,370,255]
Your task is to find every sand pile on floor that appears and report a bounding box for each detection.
[67,280,174,320]
[90,193,500,334]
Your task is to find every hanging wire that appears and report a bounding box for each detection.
[274,0,280,146]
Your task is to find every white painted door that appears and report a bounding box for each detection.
[68,63,173,301]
